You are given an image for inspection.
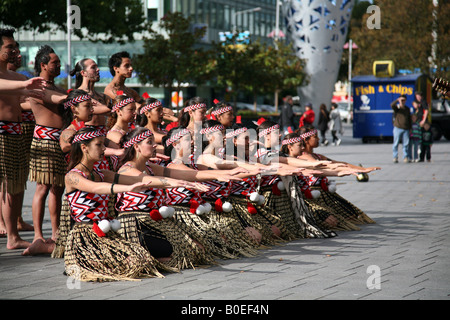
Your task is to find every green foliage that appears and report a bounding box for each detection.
[347,0,449,78]
[0,0,146,44]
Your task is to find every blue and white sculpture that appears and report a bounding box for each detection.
[283,0,355,123]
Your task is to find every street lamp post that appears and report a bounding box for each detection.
[233,7,261,34]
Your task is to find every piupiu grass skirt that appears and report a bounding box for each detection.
[172,205,239,260]
[28,137,66,187]
[117,211,212,270]
[310,186,375,224]
[51,197,71,258]
[275,177,337,238]
[0,133,28,195]
[21,121,35,165]
[64,223,164,282]
[203,198,261,257]
[304,196,361,232]
[228,195,288,245]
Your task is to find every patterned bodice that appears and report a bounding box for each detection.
[255,147,280,187]
[165,161,204,205]
[66,169,109,222]
[189,154,232,200]
[230,175,257,196]
[115,164,166,212]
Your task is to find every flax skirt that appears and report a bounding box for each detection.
[28,137,66,187]
[64,223,164,282]
[0,133,28,195]
[117,211,212,270]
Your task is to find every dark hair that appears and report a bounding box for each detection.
[136,97,163,127]
[118,127,150,166]
[162,126,191,158]
[256,119,278,139]
[0,27,15,46]
[34,45,55,75]
[69,58,91,88]
[67,127,102,172]
[105,94,134,130]
[211,100,234,128]
[178,96,207,127]
[201,119,223,151]
[61,89,90,130]
[281,132,301,155]
[108,51,130,77]
[331,102,338,109]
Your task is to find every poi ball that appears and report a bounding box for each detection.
[159,206,171,218]
[110,219,121,232]
[98,219,111,233]
[277,181,285,191]
[222,201,233,212]
[249,192,260,202]
[328,184,337,193]
[196,205,206,215]
[167,206,175,218]
[257,194,265,206]
[356,173,369,182]
[203,202,212,214]
[311,190,321,199]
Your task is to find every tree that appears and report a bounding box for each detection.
[347,0,449,78]
[0,0,146,44]
[213,36,306,111]
[133,12,214,109]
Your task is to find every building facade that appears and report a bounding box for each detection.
[7,0,284,104]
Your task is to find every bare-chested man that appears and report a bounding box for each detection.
[0,28,45,249]
[63,58,123,162]
[104,51,142,107]
[27,45,67,245]
[0,41,35,235]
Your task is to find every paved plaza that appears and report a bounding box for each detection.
[1,124,449,305]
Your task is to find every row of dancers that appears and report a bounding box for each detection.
[23,89,380,282]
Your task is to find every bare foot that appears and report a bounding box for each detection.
[0,228,6,238]
[22,239,55,256]
[7,237,31,250]
[17,217,34,231]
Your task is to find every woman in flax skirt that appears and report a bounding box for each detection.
[254,120,338,239]
[280,132,361,232]
[163,126,262,258]
[116,127,241,269]
[25,127,176,281]
[223,123,299,243]
[297,127,380,224]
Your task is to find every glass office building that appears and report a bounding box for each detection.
[8,0,283,102]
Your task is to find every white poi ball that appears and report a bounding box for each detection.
[277,181,285,191]
[257,194,265,206]
[159,206,171,218]
[203,202,212,213]
[222,201,233,212]
[311,190,321,199]
[249,192,260,202]
[110,219,121,232]
[328,184,337,193]
[169,207,176,218]
[98,219,111,233]
[196,205,206,215]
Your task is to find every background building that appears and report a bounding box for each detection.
[10,0,285,104]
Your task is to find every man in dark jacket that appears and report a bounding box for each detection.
[279,95,295,138]
[391,94,412,163]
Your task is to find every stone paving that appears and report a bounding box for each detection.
[1,124,449,304]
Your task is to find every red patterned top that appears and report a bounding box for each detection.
[165,161,204,205]
[115,164,166,212]
[66,169,109,222]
